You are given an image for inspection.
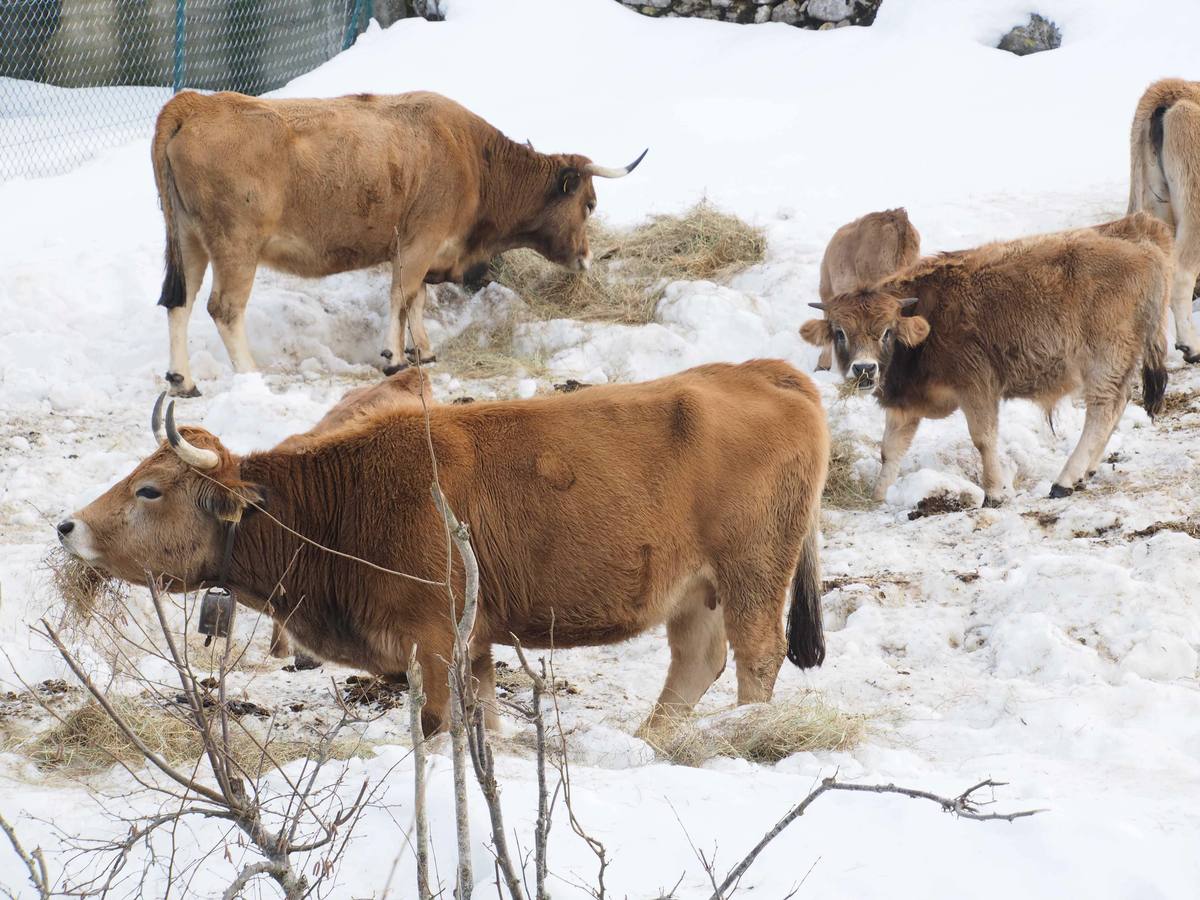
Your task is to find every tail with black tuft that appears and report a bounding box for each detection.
[152,97,188,309]
[1141,273,1169,419]
[786,526,825,668]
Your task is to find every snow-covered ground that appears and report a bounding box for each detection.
[2,0,1200,896]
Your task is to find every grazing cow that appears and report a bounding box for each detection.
[814,208,921,371]
[153,90,647,396]
[267,367,437,662]
[800,216,1170,505]
[56,360,829,735]
[1127,78,1200,362]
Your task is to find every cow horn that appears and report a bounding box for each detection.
[584,148,648,179]
[164,401,220,470]
[808,302,825,310]
[898,297,920,309]
[151,392,168,444]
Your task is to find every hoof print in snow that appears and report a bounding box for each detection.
[907,494,968,520]
[1048,483,1074,499]
[997,14,1062,56]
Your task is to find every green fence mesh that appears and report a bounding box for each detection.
[0,0,381,180]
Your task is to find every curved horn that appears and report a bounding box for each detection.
[584,148,648,179]
[808,302,826,310]
[165,401,220,470]
[898,297,920,309]
[151,392,168,444]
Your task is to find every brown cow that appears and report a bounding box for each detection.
[267,367,437,662]
[800,215,1170,506]
[814,208,921,371]
[153,90,646,396]
[1127,78,1200,362]
[56,360,829,735]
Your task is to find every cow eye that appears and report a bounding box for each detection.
[136,486,162,500]
[586,201,596,215]
[882,328,893,343]
[834,328,846,344]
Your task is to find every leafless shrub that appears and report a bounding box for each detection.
[643,694,863,768]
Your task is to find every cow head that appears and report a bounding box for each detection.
[522,149,648,272]
[56,396,262,589]
[800,291,930,391]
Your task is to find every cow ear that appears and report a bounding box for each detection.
[799,318,833,347]
[895,315,930,347]
[198,480,266,523]
[559,168,582,195]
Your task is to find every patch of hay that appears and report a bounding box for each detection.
[644,694,863,768]
[492,201,765,325]
[21,696,370,776]
[437,311,545,381]
[823,432,874,510]
[42,547,129,626]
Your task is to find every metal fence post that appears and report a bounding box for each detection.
[344,0,367,50]
[173,0,186,92]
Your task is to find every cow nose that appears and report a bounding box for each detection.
[852,362,877,379]
[57,519,75,537]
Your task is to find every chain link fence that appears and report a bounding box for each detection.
[0,0,431,181]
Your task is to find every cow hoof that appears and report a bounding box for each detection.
[164,372,201,398]
[982,495,1003,509]
[1176,343,1200,364]
[382,362,408,376]
[292,653,321,671]
[1048,484,1074,499]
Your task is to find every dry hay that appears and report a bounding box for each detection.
[18,695,371,776]
[823,431,874,510]
[491,201,766,326]
[436,303,545,381]
[643,693,863,768]
[42,547,128,626]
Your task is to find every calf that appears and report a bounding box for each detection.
[814,208,921,371]
[801,216,1170,505]
[57,360,829,735]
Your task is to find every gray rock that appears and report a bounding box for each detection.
[807,0,855,22]
[997,13,1062,56]
[771,0,803,24]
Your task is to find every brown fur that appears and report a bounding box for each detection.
[814,209,921,370]
[801,216,1171,504]
[154,90,639,395]
[59,361,829,736]
[1127,78,1200,361]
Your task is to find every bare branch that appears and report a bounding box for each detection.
[708,776,1044,899]
[408,646,433,899]
[0,813,51,899]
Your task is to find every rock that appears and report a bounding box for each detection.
[771,0,803,24]
[997,13,1062,56]
[807,0,855,22]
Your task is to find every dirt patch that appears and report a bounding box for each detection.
[907,494,968,520]
[553,379,592,394]
[341,674,409,711]
[1023,511,1061,528]
[1131,520,1200,540]
[1157,388,1199,418]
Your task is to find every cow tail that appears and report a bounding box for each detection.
[153,97,188,309]
[1141,287,1169,420]
[785,509,825,669]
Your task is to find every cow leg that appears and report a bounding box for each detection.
[414,643,452,737]
[268,619,291,658]
[165,234,208,397]
[1085,382,1131,480]
[1170,230,1200,362]
[404,283,437,365]
[962,398,1004,506]
[471,646,501,731]
[719,567,788,707]
[384,247,437,373]
[815,343,833,372]
[207,256,259,374]
[874,408,922,502]
[642,580,727,733]
[1051,396,1124,498]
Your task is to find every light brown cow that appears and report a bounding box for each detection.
[56,360,829,735]
[814,208,921,371]
[800,215,1170,505]
[1127,78,1200,362]
[153,90,646,396]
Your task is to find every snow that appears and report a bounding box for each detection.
[2,0,1200,897]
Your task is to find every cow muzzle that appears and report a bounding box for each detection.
[849,360,878,392]
[57,517,100,562]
